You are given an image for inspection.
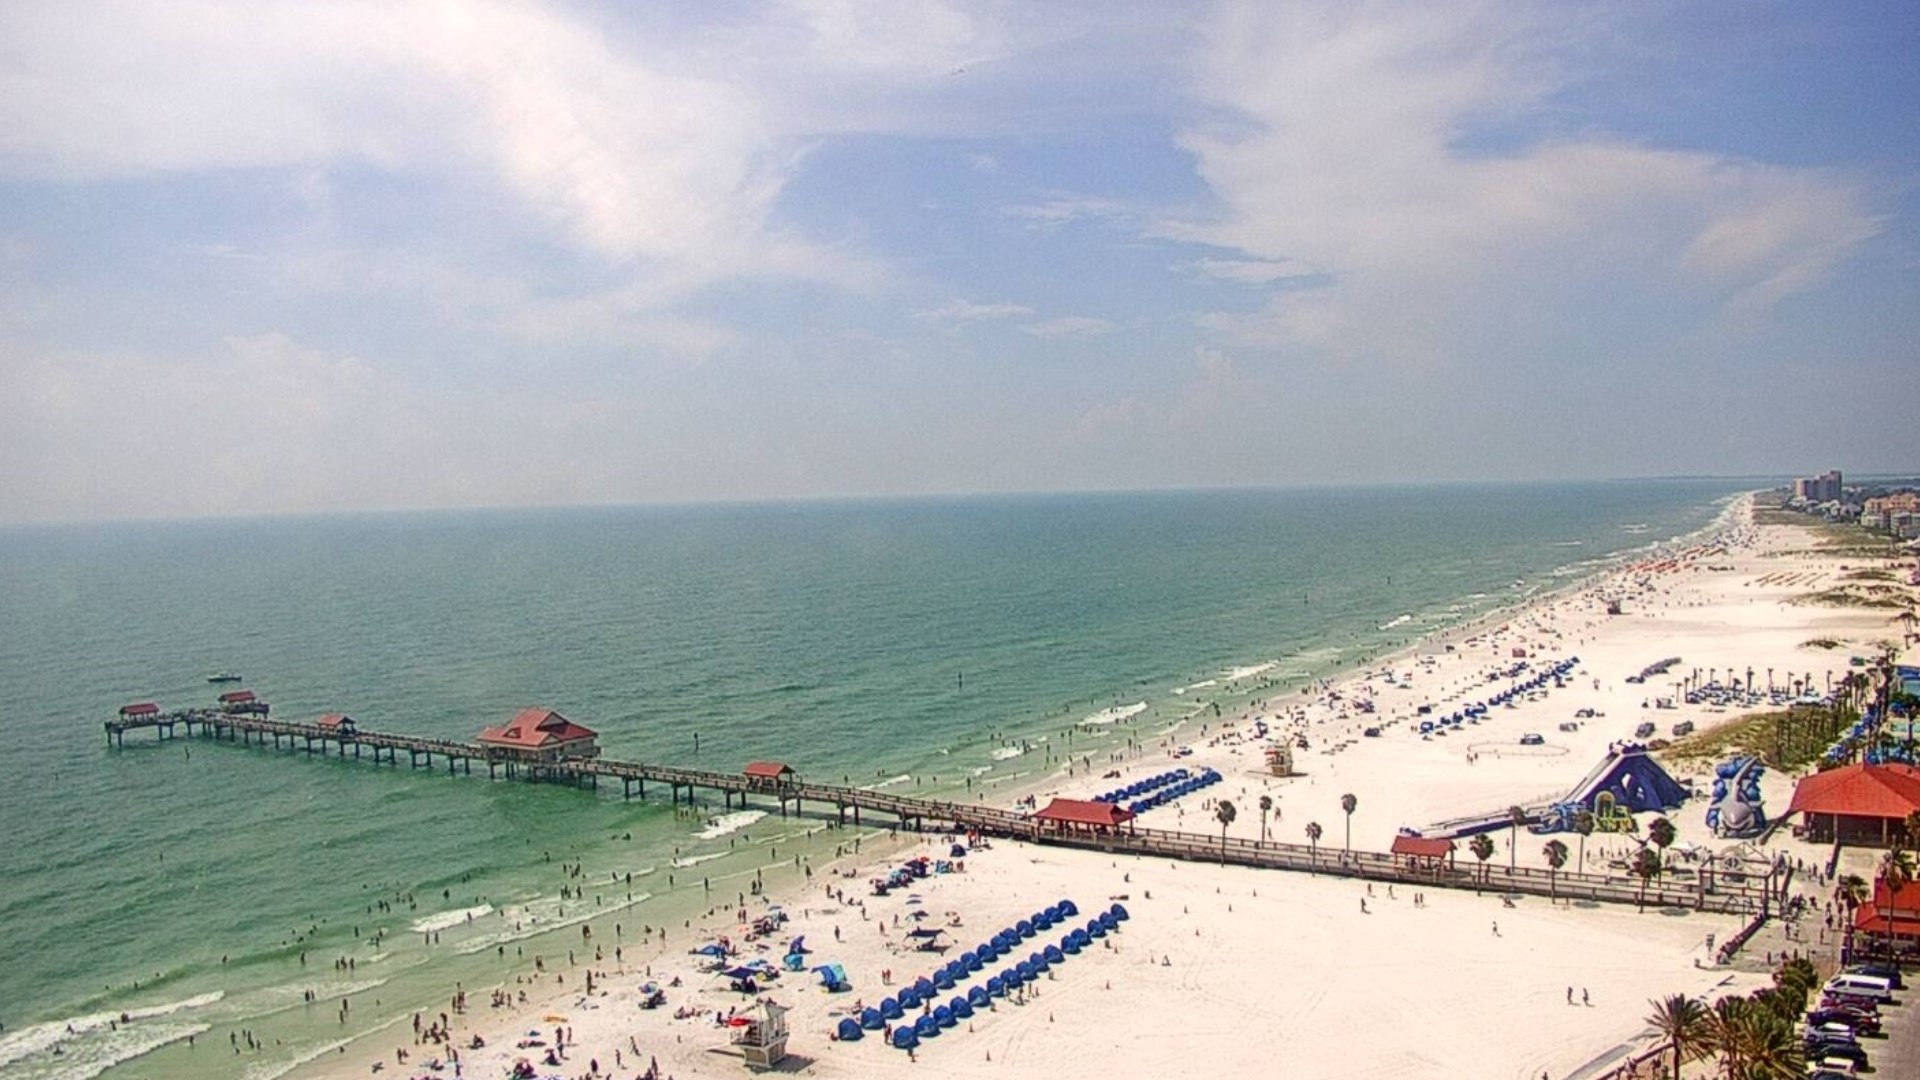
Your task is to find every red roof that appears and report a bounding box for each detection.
[744,761,794,779]
[316,713,354,728]
[1032,798,1136,828]
[1787,763,1920,820]
[218,690,256,704]
[477,707,597,749]
[1854,879,1920,936]
[119,702,160,717]
[1390,835,1456,859]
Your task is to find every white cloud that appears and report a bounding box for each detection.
[1175,2,1881,366]
[1022,315,1118,339]
[914,299,1035,322]
[1191,257,1322,285]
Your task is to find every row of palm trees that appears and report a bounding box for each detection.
[1645,956,1820,1080]
[1210,792,1363,868]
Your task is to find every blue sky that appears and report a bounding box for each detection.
[1,1,1915,522]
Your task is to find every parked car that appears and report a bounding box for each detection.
[1802,1039,1867,1069]
[1807,1007,1880,1035]
[1519,733,1545,745]
[1846,961,1906,990]
[1634,722,1656,738]
[1670,720,1695,737]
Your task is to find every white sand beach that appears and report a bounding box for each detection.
[295,497,1915,1080]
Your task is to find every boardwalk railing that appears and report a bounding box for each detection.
[106,709,1781,916]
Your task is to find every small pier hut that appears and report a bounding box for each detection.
[119,702,161,719]
[1786,762,1920,845]
[1389,833,1456,873]
[743,761,798,793]
[1031,798,1136,838]
[315,713,358,736]
[217,689,270,716]
[476,707,599,762]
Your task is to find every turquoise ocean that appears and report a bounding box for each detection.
[0,481,1752,1079]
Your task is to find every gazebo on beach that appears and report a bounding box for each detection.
[1785,762,1920,845]
[1031,798,1136,837]
[1389,834,1456,872]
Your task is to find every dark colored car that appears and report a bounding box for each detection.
[1822,991,1882,1012]
[1803,1039,1867,1068]
[1807,1006,1881,1035]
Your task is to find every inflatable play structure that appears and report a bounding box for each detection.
[1528,745,1690,836]
[1703,755,1767,838]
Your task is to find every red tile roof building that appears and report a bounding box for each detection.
[119,702,160,718]
[1852,878,1920,946]
[477,708,599,762]
[1390,834,1456,867]
[743,762,797,789]
[1031,798,1136,836]
[1786,763,1920,844]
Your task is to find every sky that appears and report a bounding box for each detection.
[1,1,1916,523]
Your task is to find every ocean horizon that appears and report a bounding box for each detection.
[0,478,1755,1080]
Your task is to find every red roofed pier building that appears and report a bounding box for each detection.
[477,708,599,763]
[1030,798,1136,838]
[1785,762,1920,845]
[1851,878,1920,958]
[743,761,798,793]
[1390,833,1457,872]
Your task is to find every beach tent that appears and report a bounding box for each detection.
[1109,903,1129,921]
[1086,920,1107,938]
[860,1007,884,1030]
[899,987,923,1009]
[891,1027,919,1050]
[1016,918,1035,938]
[695,943,728,957]
[722,966,759,980]
[1043,944,1064,965]
[1029,951,1049,972]
[880,997,904,1019]
[959,950,981,972]
[836,1017,863,1041]
[933,1005,955,1028]
[814,963,848,991]
[1564,747,1690,813]
[986,975,1006,997]
[1061,934,1082,955]
[913,976,936,998]
[1015,961,1037,982]
[1058,899,1078,917]
[932,968,955,990]
[914,1014,940,1038]
[967,986,991,1008]
[951,995,973,1019]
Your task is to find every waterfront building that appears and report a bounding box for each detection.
[476,707,599,761]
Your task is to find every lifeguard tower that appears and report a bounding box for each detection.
[1264,743,1295,777]
[729,999,790,1069]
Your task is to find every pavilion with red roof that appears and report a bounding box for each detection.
[1031,797,1136,837]
[1852,877,1920,954]
[119,702,161,718]
[1785,762,1920,845]
[1390,833,1456,871]
[743,761,798,792]
[477,708,599,763]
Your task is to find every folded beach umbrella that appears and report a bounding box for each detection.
[914,1014,940,1039]
[861,1007,884,1029]
[891,1027,919,1050]
[1058,899,1078,917]
[933,1004,955,1028]
[1043,944,1064,965]
[1109,902,1129,921]
[881,997,904,1020]
[967,985,990,1008]
[951,995,973,1019]
[837,1017,863,1042]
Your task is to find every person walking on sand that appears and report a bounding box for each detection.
[1492,921,1500,936]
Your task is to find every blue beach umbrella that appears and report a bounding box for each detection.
[914,1014,939,1039]
[914,976,936,998]
[987,974,1006,997]
[861,1007,884,1029]
[891,1027,918,1050]
[1061,934,1082,955]
[1015,961,1037,983]
[1016,918,1035,938]
[1043,944,1065,965]
[960,950,980,972]
[881,997,903,1019]
[1058,899,1078,917]
[967,985,990,1008]
[951,995,973,1019]
[1109,902,1129,921]
[898,987,922,1010]
[933,1005,955,1028]
[837,1017,863,1042]
[933,968,955,990]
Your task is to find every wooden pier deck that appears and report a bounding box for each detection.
[105,708,1786,917]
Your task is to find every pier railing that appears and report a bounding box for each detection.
[105,709,1778,916]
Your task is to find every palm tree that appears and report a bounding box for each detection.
[1542,839,1568,905]
[1632,847,1662,911]
[1648,817,1677,884]
[1702,994,1749,1080]
[1340,793,1357,855]
[1214,799,1236,861]
[1258,794,1273,843]
[1304,821,1323,874]
[1730,1002,1803,1079]
[1882,847,1915,893]
[1469,832,1495,893]
[1836,873,1868,911]
[1507,805,1528,873]
[1573,808,1595,874]
[1645,993,1707,1080]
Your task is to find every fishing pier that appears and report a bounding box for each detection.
[106,699,1790,921]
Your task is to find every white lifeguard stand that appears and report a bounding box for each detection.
[730,999,790,1070]
[1264,743,1294,777]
